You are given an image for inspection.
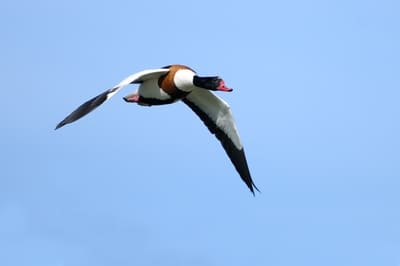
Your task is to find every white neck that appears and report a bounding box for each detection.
[173,69,196,92]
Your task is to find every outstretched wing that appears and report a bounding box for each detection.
[182,89,259,194]
[55,68,170,129]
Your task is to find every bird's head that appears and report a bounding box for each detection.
[193,76,233,92]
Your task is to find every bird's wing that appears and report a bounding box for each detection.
[182,89,259,194]
[55,68,169,129]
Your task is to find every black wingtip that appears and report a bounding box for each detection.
[249,183,261,196]
[55,121,66,130]
[54,113,76,130]
[54,89,111,131]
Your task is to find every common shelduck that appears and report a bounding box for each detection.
[56,65,259,194]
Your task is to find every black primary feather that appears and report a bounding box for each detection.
[55,88,113,130]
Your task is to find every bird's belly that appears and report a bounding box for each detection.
[138,80,171,100]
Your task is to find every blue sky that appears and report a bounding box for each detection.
[1,0,399,265]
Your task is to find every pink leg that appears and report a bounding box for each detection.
[123,93,140,103]
[123,93,151,106]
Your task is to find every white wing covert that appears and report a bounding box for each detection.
[182,89,259,194]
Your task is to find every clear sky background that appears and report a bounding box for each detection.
[1,0,399,265]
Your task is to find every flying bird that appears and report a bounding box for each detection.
[56,64,259,194]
